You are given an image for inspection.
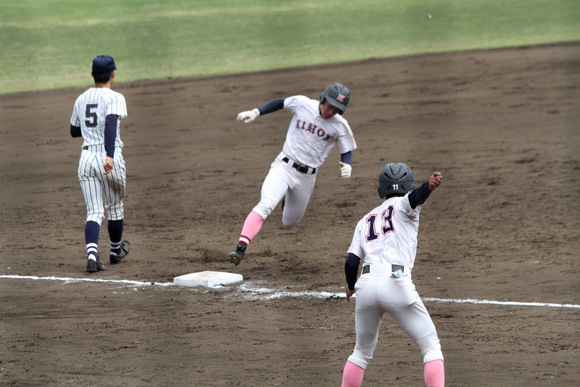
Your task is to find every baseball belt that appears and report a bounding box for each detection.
[362,264,406,274]
[282,157,316,174]
[82,145,105,152]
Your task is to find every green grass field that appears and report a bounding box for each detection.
[0,0,578,94]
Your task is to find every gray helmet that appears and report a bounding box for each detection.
[319,83,350,114]
[377,163,415,199]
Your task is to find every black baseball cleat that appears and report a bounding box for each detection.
[228,243,247,265]
[110,240,130,264]
[87,259,105,273]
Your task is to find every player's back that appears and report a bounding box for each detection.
[73,87,126,147]
[354,194,421,270]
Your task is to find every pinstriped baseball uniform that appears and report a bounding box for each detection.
[70,87,127,225]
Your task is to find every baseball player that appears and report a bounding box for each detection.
[69,54,130,273]
[341,163,445,387]
[228,83,357,265]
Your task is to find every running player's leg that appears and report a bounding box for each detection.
[244,163,290,240]
[229,163,291,264]
[281,173,315,229]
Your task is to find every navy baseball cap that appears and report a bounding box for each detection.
[92,54,117,74]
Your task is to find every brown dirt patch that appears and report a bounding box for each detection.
[1,42,579,386]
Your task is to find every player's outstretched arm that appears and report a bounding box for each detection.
[237,98,286,123]
[408,171,443,209]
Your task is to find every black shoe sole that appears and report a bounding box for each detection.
[228,251,244,265]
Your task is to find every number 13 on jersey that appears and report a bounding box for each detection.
[365,205,394,242]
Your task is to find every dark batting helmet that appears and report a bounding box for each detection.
[319,83,350,114]
[377,163,415,199]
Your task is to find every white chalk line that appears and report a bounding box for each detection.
[0,274,173,287]
[421,297,580,309]
[1,274,579,309]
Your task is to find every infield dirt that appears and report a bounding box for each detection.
[1,42,579,386]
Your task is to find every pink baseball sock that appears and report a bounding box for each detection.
[424,359,445,387]
[239,211,264,245]
[341,361,364,387]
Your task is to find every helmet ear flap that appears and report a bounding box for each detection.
[377,184,386,199]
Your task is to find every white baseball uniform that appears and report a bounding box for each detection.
[345,191,444,369]
[252,95,356,228]
[70,87,127,225]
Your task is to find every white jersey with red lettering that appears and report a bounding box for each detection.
[252,95,356,227]
[281,95,356,169]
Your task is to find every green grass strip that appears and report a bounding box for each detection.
[0,0,578,94]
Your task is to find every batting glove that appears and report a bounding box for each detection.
[339,162,352,178]
[237,108,260,123]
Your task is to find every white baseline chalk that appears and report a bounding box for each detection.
[0,274,173,287]
[423,297,580,309]
[1,274,578,309]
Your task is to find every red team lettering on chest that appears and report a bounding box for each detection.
[295,119,331,141]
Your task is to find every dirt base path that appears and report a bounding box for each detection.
[1,42,579,386]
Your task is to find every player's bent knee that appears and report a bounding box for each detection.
[282,220,298,229]
[347,350,371,370]
[422,341,444,363]
[282,213,304,229]
[253,203,276,220]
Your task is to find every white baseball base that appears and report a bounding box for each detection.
[173,271,243,288]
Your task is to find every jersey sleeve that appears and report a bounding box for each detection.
[336,120,357,154]
[347,220,365,258]
[401,193,422,220]
[70,98,81,126]
[283,95,309,113]
[106,92,127,118]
